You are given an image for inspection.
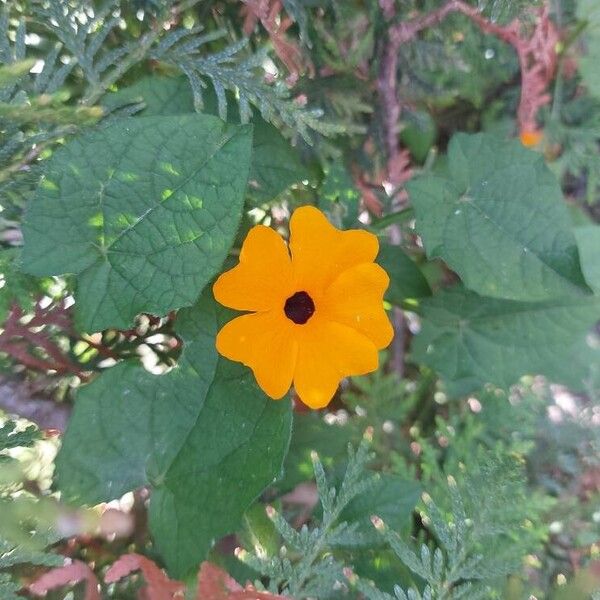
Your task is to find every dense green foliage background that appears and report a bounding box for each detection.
[0,0,600,598]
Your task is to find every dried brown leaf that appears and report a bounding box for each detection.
[29,559,101,600]
[104,553,185,600]
[197,562,289,600]
[240,0,312,82]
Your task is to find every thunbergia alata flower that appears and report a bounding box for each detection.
[213,206,393,409]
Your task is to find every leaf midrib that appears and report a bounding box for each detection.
[102,125,240,254]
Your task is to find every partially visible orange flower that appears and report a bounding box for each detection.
[213,206,393,409]
[519,129,543,147]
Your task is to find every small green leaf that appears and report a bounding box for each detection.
[240,503,280,558]
[318,160,360,227]
[408,133,591,301]
[0,421,39,452]
[22,114,252,331]
[411,286,600,391]
[0,59,36,89]
[377,244,431,304]
[575,225,600,293]
[0,573,21,600]
[55,294,293,576]
[247,120,311,204]
[280,413,356,492]
[400,110,437,163]
[0,249,37,321]
[341,474,421,544]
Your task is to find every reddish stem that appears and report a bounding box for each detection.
[378,0,557,177]
[0,302,83,376]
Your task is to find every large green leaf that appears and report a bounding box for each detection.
[22,114,252,332]
[411,286,600,391]
[106,75,310,204]
[55,294,293,576]
[408,133,590,301]
[575,225,600,293]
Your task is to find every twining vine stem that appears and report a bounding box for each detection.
[378,0,558,180]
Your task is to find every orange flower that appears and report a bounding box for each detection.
[213,206,394,409]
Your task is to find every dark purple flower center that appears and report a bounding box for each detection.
[284,291,315,324]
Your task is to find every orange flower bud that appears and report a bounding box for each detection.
[520,129,543,147]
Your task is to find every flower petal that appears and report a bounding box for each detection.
[321,263,394,348]
[216,311,298,399]
[213,225,293,312]
[293,320,378,409]
[289,206,379,292]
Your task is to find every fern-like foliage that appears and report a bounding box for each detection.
[0,536,62,569]
[238,432,377,599]
[29,0,183,103]
[478,0,542,24]
[0,419,62,594]
[546,93,600,205]
[355,455,543,600]
[31,0,342,141]
[0,6,104,216]
[281,0,311,47]
[152,28,342,142]
[238,431,541,600]
[0,573,21,600]
[0,0,337,222]
[0,513,63,595]
[343,367,420,425]
[31,0,123,92]
[0,419,39,457]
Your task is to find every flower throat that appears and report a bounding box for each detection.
[284,291,315,324]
